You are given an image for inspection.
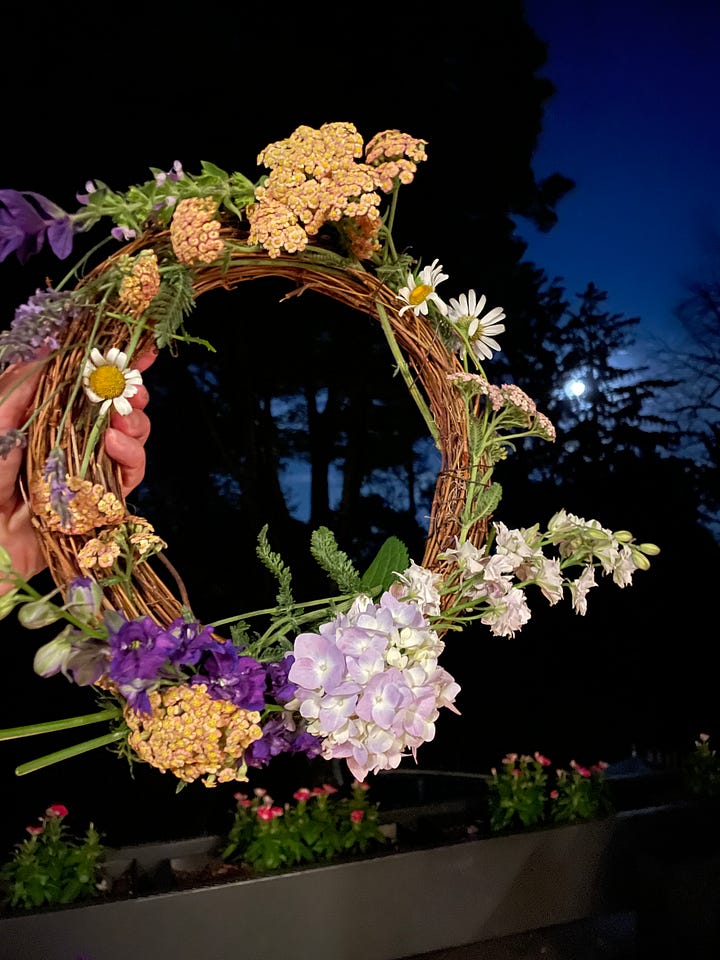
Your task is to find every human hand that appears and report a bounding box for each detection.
[0,349,156,590]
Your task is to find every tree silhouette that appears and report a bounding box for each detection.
[666,273,720,536]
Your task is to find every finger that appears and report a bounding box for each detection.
[104,427,148,498]
[133,348,158,375]
[117,382,150,415]
[0,360,44,429]
[108,409,151,446]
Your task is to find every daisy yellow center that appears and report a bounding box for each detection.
[409,283,432,306]
[89,365,126,399]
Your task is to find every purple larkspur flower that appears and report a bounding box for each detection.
[0,287,78,370]
[267,654,297,703]
[0,189,75,264]
[195,652,268,711]
[106,614,183,714]
[244,715,322,768]
[64,637,111,686]
[164,617,217,668]
[108,615,176,682]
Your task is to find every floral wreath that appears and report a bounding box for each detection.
[0,122,659,788]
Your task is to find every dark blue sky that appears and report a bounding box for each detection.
[521,1,720,349]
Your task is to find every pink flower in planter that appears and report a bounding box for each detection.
[534,752,551,766]
[570,760,592,778]
[350,809,365,824]
[293,788,312,801]
[46,803,69,817]
[26,824,44,836]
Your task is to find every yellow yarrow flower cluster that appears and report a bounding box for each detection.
[170,197,224,265]
[76,517,166,573]
[30,474,125,534]
[117,249,161,313]
[123,683,262,787]
[364,129,428,193]
[77,536,121,571]
[246,121,384,258]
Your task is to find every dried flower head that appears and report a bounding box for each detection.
[117,249,161,313]
[170,197,224,264]
[31,473,124,534]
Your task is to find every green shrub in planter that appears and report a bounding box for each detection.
[487,751,614,833]
[0,804,106,911]
[221,779,389,873]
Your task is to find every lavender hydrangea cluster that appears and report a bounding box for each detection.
[287,590,461,782]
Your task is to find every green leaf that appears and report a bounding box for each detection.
[360,537,410,596]
[199,160,230,180]
[467,481,503,522]
[15,730,127,776]
[0,706,121,741]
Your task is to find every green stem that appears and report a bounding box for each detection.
[210,592,356,629]
[0,706,121,741]
[15,730,127,776]
[375,301,439,446]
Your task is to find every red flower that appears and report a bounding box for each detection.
[26,825,44,836]
[293,788,312,802]
[350,809,365,824]
[46,804,68,818]
[534,752,551,766]
[570,760,591,778]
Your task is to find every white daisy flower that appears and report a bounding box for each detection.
[82,347,143,416]
[397,258,449,317]
[447,289,506,361]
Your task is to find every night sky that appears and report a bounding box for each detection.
[523,0,720,349]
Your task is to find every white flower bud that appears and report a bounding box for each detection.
[33,632,74,678]
[18,599,63,629]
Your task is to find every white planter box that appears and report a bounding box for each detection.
[0,817,621,960]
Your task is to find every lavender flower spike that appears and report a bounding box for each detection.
[0,189,76,264]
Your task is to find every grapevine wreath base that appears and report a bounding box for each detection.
[0,121,657,788]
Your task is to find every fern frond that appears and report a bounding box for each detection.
[151,265,200,352]
[310,527,362,594]
[256,525,295,610]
